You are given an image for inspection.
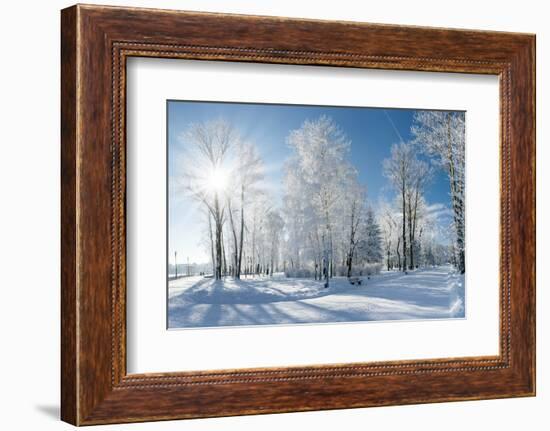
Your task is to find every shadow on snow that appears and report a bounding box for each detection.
[168,265,465,328]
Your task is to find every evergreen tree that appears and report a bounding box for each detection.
[360,208,383,263]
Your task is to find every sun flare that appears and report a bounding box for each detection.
[207,166,228,192]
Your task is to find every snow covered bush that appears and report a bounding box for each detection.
[333,263,382,277]
[362,262,383,277]
[284,268,313,278]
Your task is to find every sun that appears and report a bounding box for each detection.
[207,166,228,192]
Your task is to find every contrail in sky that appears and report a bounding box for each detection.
[383,109,404,144]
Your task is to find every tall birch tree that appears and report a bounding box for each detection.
[180,120,237,279]
[412,111,466,273]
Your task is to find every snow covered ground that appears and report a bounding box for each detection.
[168,265,465,329]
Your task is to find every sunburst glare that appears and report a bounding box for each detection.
[207,166,228,192]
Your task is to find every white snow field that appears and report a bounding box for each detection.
[168,265,465,329]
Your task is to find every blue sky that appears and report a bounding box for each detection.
[168,101,455,264]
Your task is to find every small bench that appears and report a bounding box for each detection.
[348,276,363,286]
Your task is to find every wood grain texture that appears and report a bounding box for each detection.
[60,5,78,425]
[60,4,536,425]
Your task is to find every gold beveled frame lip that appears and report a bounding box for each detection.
[62,4,534,425]
[111,41,512,388]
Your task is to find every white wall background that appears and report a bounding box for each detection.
[0,1,546,429]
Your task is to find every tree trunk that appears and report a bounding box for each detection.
[408,199,414,270]
[446,113,465,273]
[346,199,358,278]
[322,232,329,288]
[410,188,420,269]
[227,200,239,278]
[396,236,401,272]
[251,216,256,278]
[215,222,222,279]
[401,172,408,272]
[417,227,423,267]
[270,242,275,277]
[237,184,245,278]
[221,230,227,277]
[214,194,222,280]
[208,213,215,277]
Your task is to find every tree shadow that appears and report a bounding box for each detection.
[259,303,311,324]
[202,303,222,326]
[168,267,464,327]
[293,300,362,322]
[226,304,262,325]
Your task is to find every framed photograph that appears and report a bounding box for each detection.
[61,4,535,425]
[165,101,467,330]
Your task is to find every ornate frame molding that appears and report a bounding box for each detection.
[61,5,535,425]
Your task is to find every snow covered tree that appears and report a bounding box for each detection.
[179,119,268,280]
[342,183,366,278]
[265,210,285,275]
[358,207,383,264]
[179,120,238,279]
[412,111,465,273]
[405,161,431,269]
[245,193,272,276]
[282,157,311,273]
[383,143,414,272]
[284,115,357,286]
[379,201,396,270]
[383,143,432,271]
[226,141,264,278]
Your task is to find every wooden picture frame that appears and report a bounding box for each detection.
[61,4,535,425]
